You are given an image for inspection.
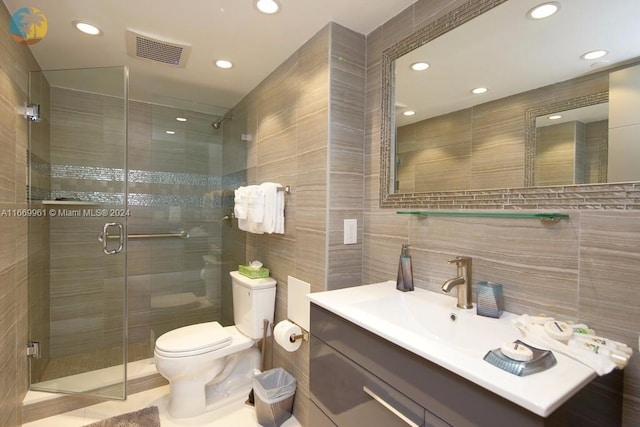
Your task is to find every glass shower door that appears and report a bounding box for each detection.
[27,66,129,399]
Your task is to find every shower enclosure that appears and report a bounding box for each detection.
[27,65,245,399]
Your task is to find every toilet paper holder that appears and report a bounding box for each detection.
[289,330,309,343]
[274,319,308,352]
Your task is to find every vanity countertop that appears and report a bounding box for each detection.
[307,281,597,418]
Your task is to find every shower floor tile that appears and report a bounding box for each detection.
[38,341,152,382]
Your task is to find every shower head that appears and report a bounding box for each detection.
[212,116,232,129]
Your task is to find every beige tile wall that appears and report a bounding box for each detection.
[46,87,127,360]
[231,25,328,427]
[397,108,473,192]
[535,121,583,186]
[0,2,40,425]
[327,24,366,291]
[47,94,227,359]
[230,22,366,426]
[365,0,640,424]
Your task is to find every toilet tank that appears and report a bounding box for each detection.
[229,271,276,339]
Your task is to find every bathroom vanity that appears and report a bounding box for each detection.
[308,282,623,427]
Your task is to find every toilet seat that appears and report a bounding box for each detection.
[155,321,231,358]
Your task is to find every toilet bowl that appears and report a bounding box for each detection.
[154,271,276,418]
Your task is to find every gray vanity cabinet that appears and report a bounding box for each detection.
[309,304,623,427]
[310,333,444,427]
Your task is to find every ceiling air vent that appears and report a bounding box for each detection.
[125,29,191,67]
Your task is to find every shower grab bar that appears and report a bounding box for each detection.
[127,230,190,240]
[97,229,189,242]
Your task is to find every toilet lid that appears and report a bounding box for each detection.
[155,322,231,356]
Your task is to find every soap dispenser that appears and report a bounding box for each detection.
[396,244,414,292]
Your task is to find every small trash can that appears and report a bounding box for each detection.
[253,367,297,427]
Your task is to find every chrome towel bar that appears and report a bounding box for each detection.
[97,229,189,242]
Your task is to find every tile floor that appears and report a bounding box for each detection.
[37,341,153,382]
[24,385,302,427]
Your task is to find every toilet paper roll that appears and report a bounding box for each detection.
[274,320,302,352]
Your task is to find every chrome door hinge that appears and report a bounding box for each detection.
[26,341,41,359]
[25,104,41,122]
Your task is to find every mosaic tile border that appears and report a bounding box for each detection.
[29,164,247,208]
[50,165,221,187]
[381,182,640,210]
[378,0,639,210]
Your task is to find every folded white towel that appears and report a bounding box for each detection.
[235,183,285,234]
[260,182,278,233]
[259,182,285,234]
[276,188,285,233]
[248,186,265,223]
[235,185,264,234]
[234,187,248,220]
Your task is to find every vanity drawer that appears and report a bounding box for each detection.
[310,401,337,427]
[310,336,430,427]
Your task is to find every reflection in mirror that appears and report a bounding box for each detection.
[533,103,608,187]
[381,0,640,209]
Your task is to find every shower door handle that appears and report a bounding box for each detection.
[101,222,124,255]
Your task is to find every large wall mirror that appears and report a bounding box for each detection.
[380,0,640,209]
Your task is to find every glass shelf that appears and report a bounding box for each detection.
[397,211,569,224]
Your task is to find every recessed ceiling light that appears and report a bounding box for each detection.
[73,21,102,36]
[471,87,488,95]
[256,0,280,14]
[403,110,416,116]
[411,62,430,71]
[527,2,560,20]
[581,50,609,60]
[166,130,176,135]
[548,115,562,120]
[215,59,233,69]
[176,117,187,122]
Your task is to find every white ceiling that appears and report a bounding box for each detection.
[3,0,415,115]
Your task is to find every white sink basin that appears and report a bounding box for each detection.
[308,280,596,417]
[352,288,518,353]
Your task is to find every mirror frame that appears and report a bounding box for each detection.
[380,0,639,210]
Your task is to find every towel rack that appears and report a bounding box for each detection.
[277,185,291,194]
[97,229,189,242]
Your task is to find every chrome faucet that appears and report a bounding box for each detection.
[441,256,473,309]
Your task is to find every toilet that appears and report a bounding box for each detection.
[154,271,276,418]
